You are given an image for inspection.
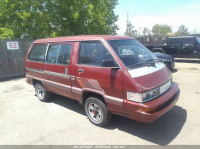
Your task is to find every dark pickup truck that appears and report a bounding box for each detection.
[145,36,200,58]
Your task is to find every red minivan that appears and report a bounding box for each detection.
[25,35,180,126]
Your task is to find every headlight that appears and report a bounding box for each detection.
[127,79,172,103]
[127,92,143,102]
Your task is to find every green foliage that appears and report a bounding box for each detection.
[0,0,119,39]
[152,24,172,36]
[176,24,188,36]
[124,22,137,37]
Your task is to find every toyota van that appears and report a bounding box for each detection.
[25,35,180,126]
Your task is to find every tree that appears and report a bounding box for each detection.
[142,27,151,36]
[176,25,188,36]
[152,24,172,36]
[124,21,137,37]
[0,0,119,39]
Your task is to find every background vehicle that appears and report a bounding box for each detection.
[153,52,175,69]
[137,36,200,58]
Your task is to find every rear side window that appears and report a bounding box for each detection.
[168,38,174,45]
[46,44,72,65]
[79,42,113,67]
[46,45,59,63]
[173,38,181,45]
[28,44,47,61]
[57,44,72,65]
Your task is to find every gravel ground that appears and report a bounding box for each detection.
[0,61,200,145]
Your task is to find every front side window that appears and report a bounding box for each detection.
[79,41,113,66]
[108,39,157,68]
[28,44,47,61]
[182,38,195,44]
[46,44,72,65]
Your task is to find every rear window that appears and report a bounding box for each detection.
[28,44,47,62]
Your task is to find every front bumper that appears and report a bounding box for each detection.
[126,82,180,123]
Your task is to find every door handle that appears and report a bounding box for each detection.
[65,68,68,75]
[78,69,84,73]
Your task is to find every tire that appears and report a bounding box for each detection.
[84,96,111,127]
[34,82,50,102]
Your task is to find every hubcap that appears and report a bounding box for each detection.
[87,102,103,123]
[36,85,44,99]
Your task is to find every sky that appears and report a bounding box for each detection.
[115,0,200,35]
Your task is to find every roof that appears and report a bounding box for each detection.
[168,36,196,39]
[33,35,133,43]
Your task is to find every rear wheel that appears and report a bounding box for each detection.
[84,96,111,127]
[35,83,50,102]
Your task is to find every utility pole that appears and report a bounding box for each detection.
[139,26,141,37]
[194,28,197,34]
[126,13,129,34]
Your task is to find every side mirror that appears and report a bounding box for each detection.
[102,59,120,69]
[193,41,198,45]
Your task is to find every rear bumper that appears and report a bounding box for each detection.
[25,77,31,84]
[126,82,180,123]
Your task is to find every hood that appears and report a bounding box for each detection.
[128,62,171,92]
[153,52,172,59]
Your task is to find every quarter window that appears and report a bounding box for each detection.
[28,44,47,61]
[79,42,113,66]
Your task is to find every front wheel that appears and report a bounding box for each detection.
[84,96,111,127]
[35,83,50,102]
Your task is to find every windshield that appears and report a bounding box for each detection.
[107,39,157,68]
[196,37,200,43]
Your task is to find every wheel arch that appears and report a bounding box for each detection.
[81,90,107,108]
[32,79,44,87]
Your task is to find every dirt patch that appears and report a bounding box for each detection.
[10,85,24,91]
[3,90,9,93]
[189,67,199,71]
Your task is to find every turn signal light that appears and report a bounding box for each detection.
[137,106,159,113]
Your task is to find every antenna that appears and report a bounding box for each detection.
[126,13,129,33]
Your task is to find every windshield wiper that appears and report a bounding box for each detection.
[127,62,156,69]
[145,58,160,63]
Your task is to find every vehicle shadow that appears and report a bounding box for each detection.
[48,95,84,115]
[106,105,187,146]
[49,95,187,146]
[175,58,200,63]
